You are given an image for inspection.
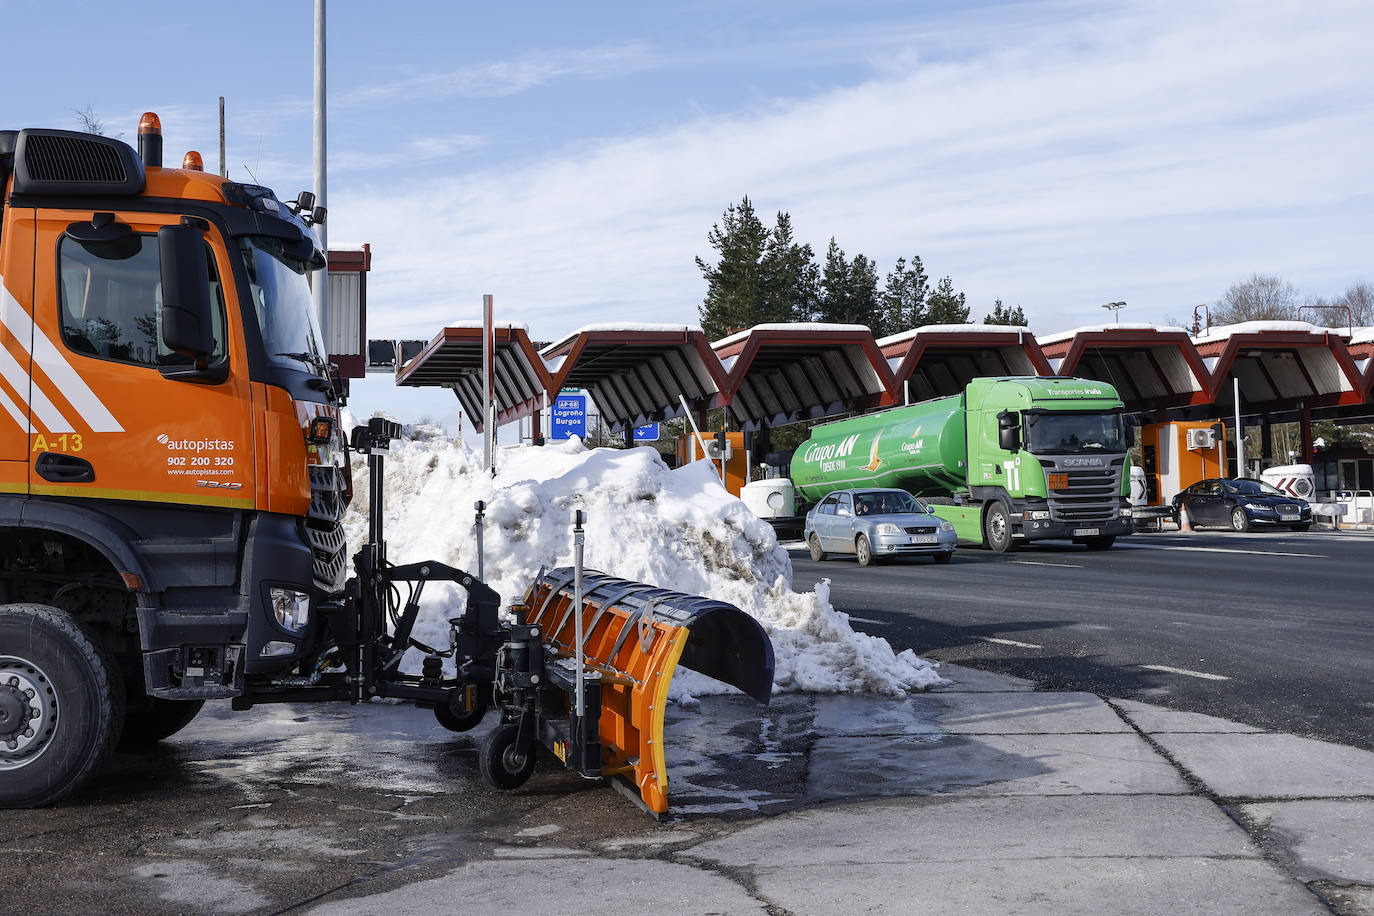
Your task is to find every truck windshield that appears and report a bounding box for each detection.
[238,235,328,376]
[1023,412,1127,454]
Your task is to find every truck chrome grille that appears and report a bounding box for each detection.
[1044,462,1123,524]
[306,465,349,591]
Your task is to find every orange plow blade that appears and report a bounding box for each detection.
[523,568,774,815]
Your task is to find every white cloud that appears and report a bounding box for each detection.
[330,0,1374,341]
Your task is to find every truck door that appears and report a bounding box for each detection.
[28,210,255,511]
[0,207,36,495]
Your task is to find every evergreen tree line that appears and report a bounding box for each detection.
[696,197,1026,341]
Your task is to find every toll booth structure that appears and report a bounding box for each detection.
[325,244,371,381]
[394,322,553,433]
[713,323,895,431]
[540,325,726,433]
[878,324,1051,404]
[1037,323,1211,417]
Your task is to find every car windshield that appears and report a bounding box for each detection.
[238,235,328,376]
[854,491,927,516]
[1224,479,1286,497]
[1023,411,1127,454]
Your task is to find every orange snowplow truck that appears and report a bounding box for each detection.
[0,115,772,814]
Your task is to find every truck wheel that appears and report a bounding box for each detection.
[855,534,874,567]
[807,534,827,562]
[435,685,489,733]
[479,722,537,790]
[1083,536,1115,550]
[1230,508,1250,532]
[983,504,1017,553]
[0,604,125,808]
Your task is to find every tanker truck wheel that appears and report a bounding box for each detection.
[983,504,1017,553]
[0,604,125,808]
[807,534,827,562]
[479,722,537,790]
[435,684,489,732]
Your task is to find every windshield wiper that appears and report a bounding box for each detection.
[275,350,328,373]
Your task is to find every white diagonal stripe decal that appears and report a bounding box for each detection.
[1,279,123,433]
[0,340,74,432]
[0,385,28,431]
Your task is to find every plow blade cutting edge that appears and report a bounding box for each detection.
[522,568,774,815]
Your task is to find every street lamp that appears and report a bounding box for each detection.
[1101,301,1127,324]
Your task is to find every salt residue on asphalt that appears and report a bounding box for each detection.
[341,424,946,702]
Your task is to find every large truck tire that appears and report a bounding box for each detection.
[0,603,126,808]
[983,503,1017,553]
[120,695,204,748]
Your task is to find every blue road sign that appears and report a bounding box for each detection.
[550,394,587,440]
[632,423,660,442]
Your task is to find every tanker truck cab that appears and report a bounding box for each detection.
[958,377,1134,551]
[0,119,350,803]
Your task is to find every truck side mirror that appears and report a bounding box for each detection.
[158,221,215,360]
[997,410,1019,453]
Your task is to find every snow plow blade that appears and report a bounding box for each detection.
[522,568,774,814]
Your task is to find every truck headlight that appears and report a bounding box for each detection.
[940,520,955,532]
[1121,507,1133,518]
[875,523,902,535]
[269,587,311,632]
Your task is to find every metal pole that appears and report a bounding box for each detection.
[312,0,329,344]
[1234,378,1244,477]
[474,500,486,580]
[482,294,495,474]
[678,395,717,477]
[572,510,586,718]
[218,97,226,178]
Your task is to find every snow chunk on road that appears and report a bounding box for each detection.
[342,431,945,701]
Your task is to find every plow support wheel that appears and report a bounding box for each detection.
[523,569,774,814]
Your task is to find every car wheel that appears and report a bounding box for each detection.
[1289,523,1310,532]
[983,503,1017,553]
[808,534,826,562]
[1230,507,1250,532]
[856,534,874,567]
[0,603,126,808]
[933,552,952,565]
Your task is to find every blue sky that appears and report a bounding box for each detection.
[9,0,1372,429]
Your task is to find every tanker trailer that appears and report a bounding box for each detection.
[788,377,1136,552]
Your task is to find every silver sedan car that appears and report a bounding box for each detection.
[804,488,957,566]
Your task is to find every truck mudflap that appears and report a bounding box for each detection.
[522,568,773,815]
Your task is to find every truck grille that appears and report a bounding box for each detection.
[306,465,349,591]
[1044,462,1123,524]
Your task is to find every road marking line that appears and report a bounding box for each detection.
[1011,560,1084,568]
[1139,664,1231,681]
[846,616,887,626]
[977,636,1043,649]
[1119,543,1324,558]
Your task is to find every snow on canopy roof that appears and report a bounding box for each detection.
[443,319,531,332]
[1348,327,1374,346]
[1193,320,1347,343]
[540,322,704,356]
[1036,323,1186,346]
[877,324,1030,347]
[712,323,872,348]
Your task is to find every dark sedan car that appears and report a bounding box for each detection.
[1172,478,1312,532]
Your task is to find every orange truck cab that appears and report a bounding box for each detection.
[0,123,350,772]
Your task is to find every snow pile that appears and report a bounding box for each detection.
[341,428,945,702]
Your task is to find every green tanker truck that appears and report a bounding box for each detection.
[787,377,1135,551]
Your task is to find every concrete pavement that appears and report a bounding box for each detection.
[5,664,1372,914]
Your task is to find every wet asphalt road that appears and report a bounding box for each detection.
[788,527,1374,751]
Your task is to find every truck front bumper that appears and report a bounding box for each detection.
[1018,514,1134,541]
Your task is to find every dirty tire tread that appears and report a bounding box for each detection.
[0,603,124,808]
[807,534,826,562]
[856,534,873,567]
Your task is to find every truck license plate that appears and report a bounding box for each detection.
[911,535,937,544]
[1073,528,1099,537]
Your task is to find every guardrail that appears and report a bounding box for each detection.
[1317,490,1374,529]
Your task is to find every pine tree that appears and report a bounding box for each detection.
[759,212,819,323]
[696,197,770,339]
[984,299,1028,327]
[817,239,851,324]
[925,277,970,325]
[847,254,882,331]
[880,256,929,337]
